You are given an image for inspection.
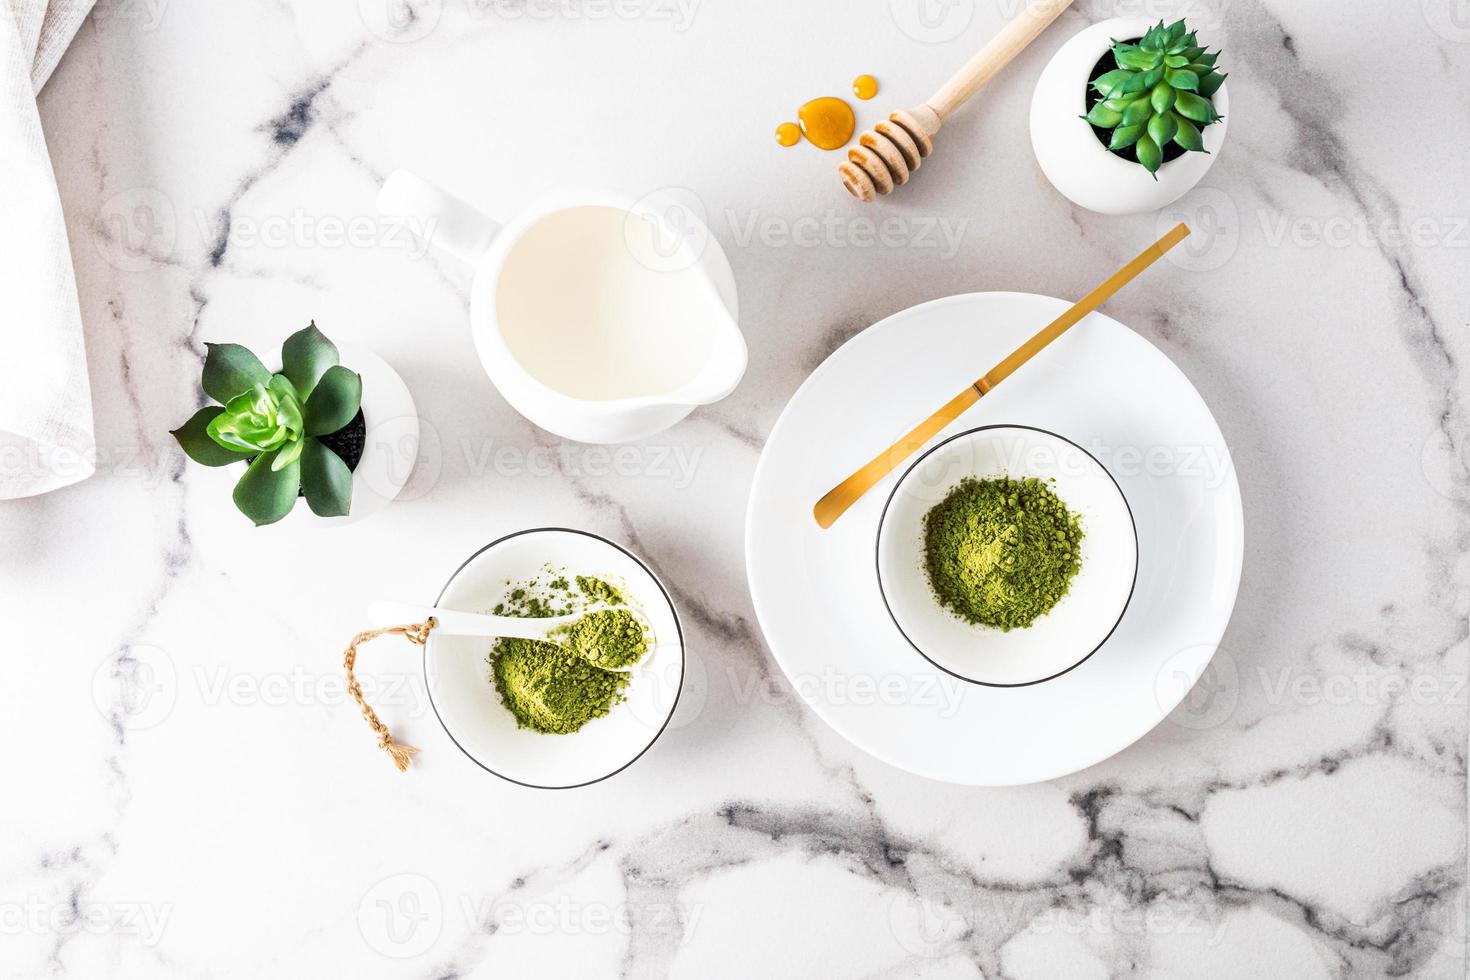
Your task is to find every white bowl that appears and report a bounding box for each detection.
[876,425,1138,686]
[1030,17,1229,216]
[425,528,683,788]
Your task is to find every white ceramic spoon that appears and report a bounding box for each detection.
[367,600,652,670]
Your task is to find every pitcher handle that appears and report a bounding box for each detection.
[377,169,501,268]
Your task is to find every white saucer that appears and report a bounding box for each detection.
[877,425,1138,687]
[425,528,683,788]
[745,292,1243,786]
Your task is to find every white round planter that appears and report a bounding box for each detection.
[1030,17,1229,216]
[283,344,419,528]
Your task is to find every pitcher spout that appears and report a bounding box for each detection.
[669,311,748,407]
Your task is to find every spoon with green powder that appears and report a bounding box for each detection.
[367,600,652,671]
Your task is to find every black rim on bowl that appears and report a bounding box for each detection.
[426,526,685,789]
[875,424,1139,688]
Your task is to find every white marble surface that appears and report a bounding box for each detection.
[3,0,1467,976]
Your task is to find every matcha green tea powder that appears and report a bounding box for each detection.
[557,608,648,670]
[487,574,646,734]
[492,638,629,735]
[922,476,1084,631]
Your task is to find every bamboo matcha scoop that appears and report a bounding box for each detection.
[840,0,1075,202]
[812,224,1190,528]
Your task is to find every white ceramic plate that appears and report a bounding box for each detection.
[877,425,1138,687]
[745,293,1243,786]
[425,528,684,788]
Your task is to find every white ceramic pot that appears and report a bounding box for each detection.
[377,171,745,445]
[1030,17,1229,216]
[284,344,419,528]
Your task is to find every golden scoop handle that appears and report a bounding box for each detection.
[812,224,1191,529]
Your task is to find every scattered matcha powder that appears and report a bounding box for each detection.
[576,574,626,606]
[922,476,1084,631]
[487,572,646,734]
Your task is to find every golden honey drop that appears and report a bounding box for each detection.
[852,74,879,100]
[797,96,855,151]
[774,121,801,147]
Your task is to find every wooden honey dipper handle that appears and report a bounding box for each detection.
[840,0,1075,202]
[928,0,1075,119]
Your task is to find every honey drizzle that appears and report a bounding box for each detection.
[797,96,855,151]
[773,75,876,150]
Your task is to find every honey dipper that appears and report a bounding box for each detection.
[840,0,1076,202]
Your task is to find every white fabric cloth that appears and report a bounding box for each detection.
[0,0,95,499]
[33,1,93,89]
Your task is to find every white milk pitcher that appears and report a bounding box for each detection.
[378,170,746,444]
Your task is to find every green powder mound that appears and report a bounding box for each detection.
[491,637,629,734]
[557,608,648,670]
[922,476,1084,631]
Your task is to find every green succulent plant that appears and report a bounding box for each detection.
[171,323,362,526]
[1084,19,1226,177]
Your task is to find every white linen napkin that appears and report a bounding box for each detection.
[0,0,95,499]
[34,1,93,89]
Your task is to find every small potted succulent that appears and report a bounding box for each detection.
[171,323,419,526]
[1030,17,1229,215]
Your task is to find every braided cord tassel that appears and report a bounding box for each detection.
[342,618,436,771]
